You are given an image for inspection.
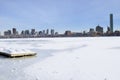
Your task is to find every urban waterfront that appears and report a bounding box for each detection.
[0,14,120,38]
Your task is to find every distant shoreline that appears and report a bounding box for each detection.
[0,36,119,39]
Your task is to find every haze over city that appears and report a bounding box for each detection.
[0,0,120,34]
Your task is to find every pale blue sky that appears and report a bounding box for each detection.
[0,0,120,34]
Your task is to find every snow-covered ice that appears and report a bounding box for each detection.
[0,37,120,80]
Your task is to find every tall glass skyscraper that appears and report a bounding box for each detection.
[110,14,113,33]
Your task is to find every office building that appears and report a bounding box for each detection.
[89,28,94,33]
[13,28,17,35]
[31,29,35,35]
[110,14,113,33]
[4,31,9,36]
[39,31,42,36]
[25,30,30,35]
[51,29,54,36]
[8,30,12,35]
[64,30,72,36]
[21,30,25,35]
[96,25,103,35]
[89,28,95,36]
[55,32,58,35]
[4,30,11,36]
[43,30,45,35]
[107,27,110,32]
[46,29,49,35]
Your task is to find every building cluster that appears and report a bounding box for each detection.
[64,14,120,37]
[1,28,59,38]
[0,13,120,38]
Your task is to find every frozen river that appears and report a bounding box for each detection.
[0,37,120,80]
[0,38,57,80]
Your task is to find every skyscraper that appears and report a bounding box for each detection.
[8,30,11,35]
[25,30,30,35]
[43,30,45,35]
[96,25,103,35]
[31,29,35,35]
[51,29,54,36]
[110,13,113,33]
[13,28,17,35]
[46,29,49,35]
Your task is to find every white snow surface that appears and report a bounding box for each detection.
[0,37,120,80]
[22,37,120,80]
[0,48,35,54]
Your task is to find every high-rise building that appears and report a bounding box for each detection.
[46,29,49,35]
[43,30,45,35]
[110,14,113,33]
[51,29,54,36]
[12,28,17,35]
[89,28,94,33]
[4,30,11,36]
[39,31,42,36]
[8,30,11,35]
[107,27,110,32]
[25,30,30,35]
[31,29,35,35]
[21,30,25,35]
[96,25,103,35]
[4,31,9,36]
[64,30,72,36]
[106,26,111,35]
[89,28,95,36]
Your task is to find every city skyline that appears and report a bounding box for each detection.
[0,0,120,34]
[1,16,120,38]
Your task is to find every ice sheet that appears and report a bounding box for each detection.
[23,37,120,80]
[0,37,120,80]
